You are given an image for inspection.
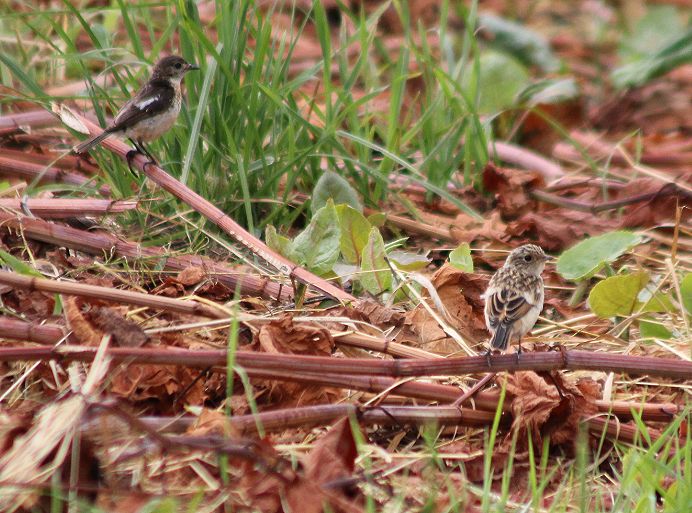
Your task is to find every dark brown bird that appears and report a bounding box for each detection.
[74,55,199,163]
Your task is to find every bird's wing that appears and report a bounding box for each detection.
[111,80,175,130]
[485,287,536,329]
[485,286,538,350]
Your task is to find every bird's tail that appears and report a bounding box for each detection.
[490,323,512,351]
[73,130,112,154]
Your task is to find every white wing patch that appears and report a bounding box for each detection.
[135,96,159,110]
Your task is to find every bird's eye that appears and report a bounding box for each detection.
[175,62,182,69]
[524,255,532,262]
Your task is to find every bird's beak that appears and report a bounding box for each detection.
[186,63,200,71]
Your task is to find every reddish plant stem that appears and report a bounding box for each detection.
[246,368,501,412]
[0,270,225,319]
[0,198,137,218]
[0,155,109,195]
[1,148,99,174]
[530,183,690,213]
[452,373,495,408]
[74,114,354,304]
[489,140,564,181]
[0,110,57,131]
[0,211,293,301]
[134,406,655,445]
[0,318,67,344]
[0,346,689,379]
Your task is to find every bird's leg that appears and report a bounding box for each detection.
[127,139,158,170]
[125,149,139,174]
[515,339,523,364]
[137,141,158,168]
[485,347,493,368]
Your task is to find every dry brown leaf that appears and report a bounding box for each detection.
[450,210,507,244]
[404,264,488,353]
[186,408,239,438]
[150,279,185,297]
[503,371,600,450]
[239,433,363,513]
[9,289,55,317]
[196,280,233,301]
[482,164,545,219]
[177,265,206,286]
[256,314,340,406]
[287,418,364,513]
[617,178,691,228]
[110,364,217,407]
[349,299,404,327]
[506,371,559,439]
[258,313,334,356]
[64,296,103,346]
[506,209,616,252]
[110,364,180,401]
[89,307,148,347]
[304,417,359,485]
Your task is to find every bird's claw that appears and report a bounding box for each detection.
[515,344,523,364]
[142,159,157,172]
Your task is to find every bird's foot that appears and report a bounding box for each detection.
[485,348,493,368]
[126,149,158,173]
[126,150,139,174]
[141,159,157,172]
[515,345,523,364]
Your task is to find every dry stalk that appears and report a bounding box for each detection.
[1,148,99,174]
[0,199,137,218]
[117,404,655,446]
[0,110,58,131]
[0,270,226,319]
[0,211,293,301]
[0,155,109,195]
[1,346,690,379]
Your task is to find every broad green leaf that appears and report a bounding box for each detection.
[612,28,692,89]
[637,292,675,314]
[478,14,560,73]
[618,6,683,63]
[638,319,672,340]
[521,78,579,107]
[333,262,359,284]
[336,204,371,264]
[292,200,341,276]
[367,212,386,227]
[388,250,430,271]
[265,225,295,260]
[312,171,362,214]
[461,50,530,114]
[681,273,692,314]
[360,228,391,295]
[449,243,474,272]
[588,271,649,318]
[557,231,642,281]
